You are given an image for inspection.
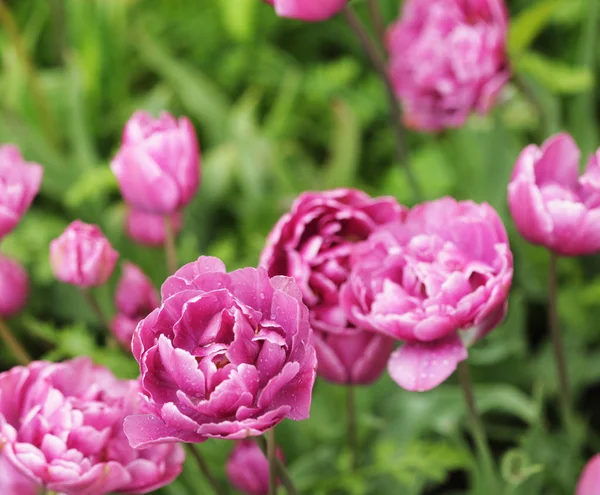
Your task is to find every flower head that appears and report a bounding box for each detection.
[508,132,600,256]
[263,0,348,22]
[0,145,43,239]
[111,111,200,214]
[49,220,119,287]
[340,197,513,391]
[226,440,284,495]
[0,358,185,495]
[124,256,317,448]
[387,0,510,131]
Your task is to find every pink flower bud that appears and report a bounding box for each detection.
[49,220,119,287]
[508,132,600,256]
[387,0,510,131]
[263,0,348,21]
[226,440,284,495]
[125,208,183,247]
[0,145,43,239]
[111,111,201,214]
[577,454,600,495]
[110,262,159,347]
[0,254,29,317]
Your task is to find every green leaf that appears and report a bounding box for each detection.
[515,51,594,94]
[217,0,257,41]
[65,165,118,208]
[509,0,563,57]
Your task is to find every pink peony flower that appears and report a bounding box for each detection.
[577,454,600,495]
[0,358,185,495]
[340,197,513,391]
[124,256,317,448]
[111,111,200,214]
[387,0,510,131]
[0,254,29,317]
[0,145,43,239]
[508,132,600,256]
[226,440,284,495]
[125,208,183,247]
[263,0,348,22]
[110,262,159,348]
[0,454,40,495]
[260,188,404,385]
[49,220,119,288]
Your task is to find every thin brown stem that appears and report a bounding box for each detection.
[341,5,422,202]
[164,215,177,275]
[346,386,358,470]
[0,0,59,146]
[256,436,297,495]
[187,444,226,495]
[548,253,574,433]
[367,0,386,47]
[0,318,31,365]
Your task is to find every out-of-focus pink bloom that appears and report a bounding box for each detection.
[49,220,119,287]
[263,0,348,21]
[0,145,43,239]
[260,189,404,385]
[124,256,317,448]
[577,454,600,495]
[508,132,600,256]
[340,197,513,391]
[111,111,200,214]
[0,254,29,317]
[0,358,185,495]
[226,440,284,495]
[0,455,40,495]
[110,262,159,348]
[387,0,510,131]
[125,208,183,247]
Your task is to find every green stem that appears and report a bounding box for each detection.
[346,386,358,470]
[457,361,498,492]
[341,5,422,203]
[0,318,31,365]
[256,436,297,495]
[548,253,574,434]
[164,215,177,275]
[187,444,226,495]
[267,429,277,495]
[366,0,386,47]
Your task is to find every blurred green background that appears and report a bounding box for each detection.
[1,0,599,493]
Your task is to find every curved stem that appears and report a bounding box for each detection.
[267,429,277,495]
[341,6,422,202]
[457,361,498,492]
[346,386,358,470]
[0,318,31,365]
[164,215,177,275]
[256,436,298,495]
[367,0,386,47]
[187,444,226,495]
[548,253,574,433]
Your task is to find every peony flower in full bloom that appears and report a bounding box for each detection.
[0,358,185,495]
[577,454,600,495]
[124,256,317,448]
[226,440,284,495]
[111,111,200,214]
[508,132,600,256]
[0,254,29,317]
[387,0,510,131]
[110,262,159,348]
[0,145,44,239]
[49,220,119,288]
[260,189,404,385]
[263,0,348,22]
[340,197,513,391]
[125,208,183,247]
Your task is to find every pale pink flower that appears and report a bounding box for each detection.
[0,254,29,317]
[263,0,348,21]
[577,454,600,495]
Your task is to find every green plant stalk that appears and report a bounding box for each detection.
[256,436,298,495]
[0,318,32,365]
[347,385,358,470]
[341,6,423,203]
[457,361,499,493]
[187,444,227,495]
[548,253,574,436]
[267,428,277,495]
[366,0,386,47]
[164,215,178,275]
